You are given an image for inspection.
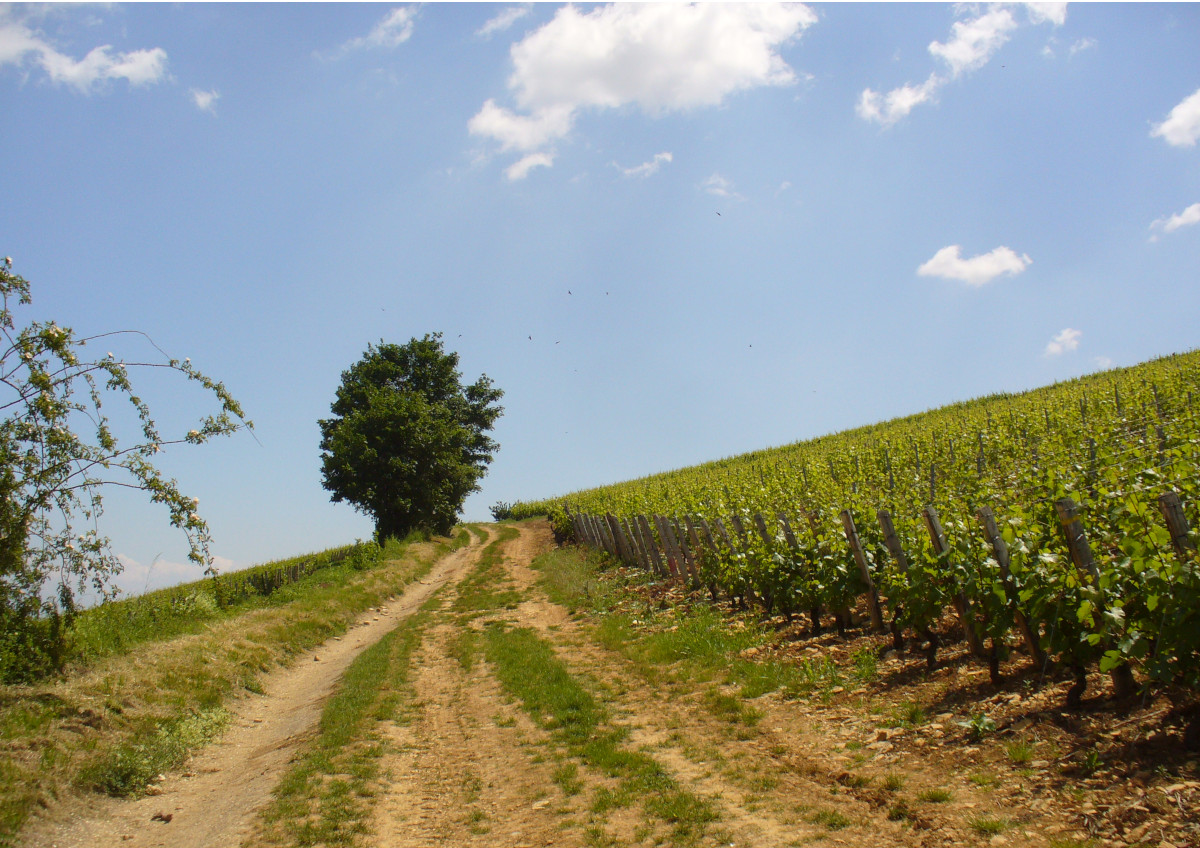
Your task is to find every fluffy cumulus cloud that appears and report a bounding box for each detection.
[190,88,219,114]
[1045,328,1082,356]
[917,244,1031,287]
[615,151,673,178]
[0,9,168,93]
[477,5,532,39]
[471,3,816,178]
[859,3,1063,126]
[1151,87,1200,148]
[1150,202,1200,239]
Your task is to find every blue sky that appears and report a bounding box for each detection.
[2,2,1199,595]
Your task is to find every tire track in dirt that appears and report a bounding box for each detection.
[21,535,488,848]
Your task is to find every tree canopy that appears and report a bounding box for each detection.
[318,334,503,539]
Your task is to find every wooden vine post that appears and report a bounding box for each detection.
[636,515,664,576]
[1054,497,1137,699]
[976,506,1046,668]
[1158,491,1195,560]
[922,506,986,657]
[839,509,885,631]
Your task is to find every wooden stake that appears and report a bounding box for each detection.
[922,506,985,657]
[840,509,884,631]
[1054,497,1137,698]
[977,506,1045,667]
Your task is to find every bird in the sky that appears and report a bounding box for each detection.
[716,212,721,216]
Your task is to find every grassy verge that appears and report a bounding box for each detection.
[67,534,420,667]
[0,529,471,847]
[532,545,834,702]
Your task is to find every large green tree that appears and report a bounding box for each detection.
[318,334,503,539]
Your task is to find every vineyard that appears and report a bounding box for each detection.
[512,350,1200,713]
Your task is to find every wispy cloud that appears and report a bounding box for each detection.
[701,173,742,200]
[1094,355,1114,369]
[477,5,531,39]
[615,151,673,178]
[326,6,417,59]
[1069,37,1097,56]
[1150,201,1200,240]
[0,9,169,93]
[505,151,554,181]
[1045,327,1081,356]
[859,3,1063,126]
[1151,86,1200,148]
[470,3,817,178]
[917,244,1031,287]
[190,87,219,114]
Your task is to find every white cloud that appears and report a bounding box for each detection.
[917,244,1031,287]
[1024,3,1069,27]
[471,3,816,175]
[333,6,417,56]
[929,6,1018,77]
[1045,327,1082,356]
[505,151,554,181]
[1151,87,1200,148]
[1150,201,1200,238]
[1094,356,1114,369]
[859,3,1064,126]
[1069,37,1097,56]
[477,5,532,39]
[615,151,673,178]
[468,100,574,152]
[0,12,169,93]
[775,180,792,196]
[190,87,219,114]
[857,73,941,126]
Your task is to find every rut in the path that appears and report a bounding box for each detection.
[19,535,487,848]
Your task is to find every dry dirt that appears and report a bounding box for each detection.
[19,522,1200,848]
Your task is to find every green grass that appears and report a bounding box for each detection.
[1005,738,1035,765]
[808,809,852,830]
[916,787,953,803]
[78,706,230,796]
[702,688,762,728]
[968,815,1010,836]
[881,773,906,791]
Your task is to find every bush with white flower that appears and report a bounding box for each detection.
[0,256,252,682]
